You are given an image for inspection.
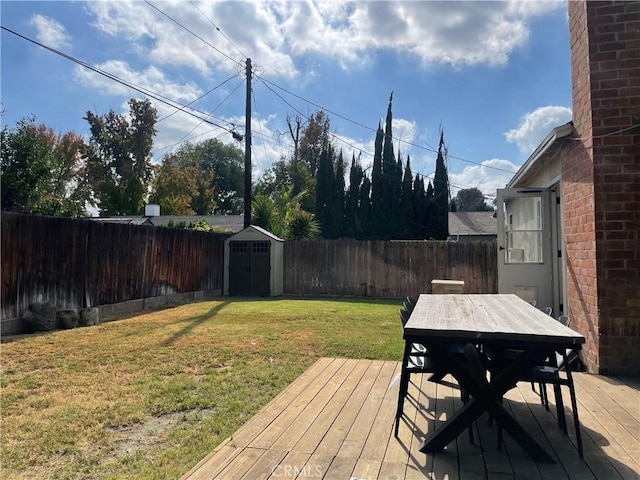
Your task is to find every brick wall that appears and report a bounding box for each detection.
[565,0,640,375]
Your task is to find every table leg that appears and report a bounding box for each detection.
[418,342,555,463]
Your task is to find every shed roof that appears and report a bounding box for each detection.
[228,224,284,242]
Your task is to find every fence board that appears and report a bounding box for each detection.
[283,239,497,297]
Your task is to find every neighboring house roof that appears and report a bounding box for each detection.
[507,122,574,188]
[147,215,244,232]
[91,215,244,233]
[448,212,497,238]
[91,217,153,226]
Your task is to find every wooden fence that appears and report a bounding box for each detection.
[283,239,497,297]
[1,212,227,320]
[1,213,497,323]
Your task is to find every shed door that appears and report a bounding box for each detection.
[497,188,556,312]
[229,241,271,296]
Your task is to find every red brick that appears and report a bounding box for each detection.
[617,13,640,22]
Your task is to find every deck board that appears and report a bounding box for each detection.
[181,358,640,480]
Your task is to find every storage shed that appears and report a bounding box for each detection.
[224,225,284,296]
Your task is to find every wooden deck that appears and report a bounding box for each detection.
[182,358,640,480]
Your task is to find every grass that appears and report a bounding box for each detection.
[0,297,403,479]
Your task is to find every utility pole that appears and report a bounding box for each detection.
[244,58,252,229]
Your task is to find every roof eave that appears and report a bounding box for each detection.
[507,122,574,188]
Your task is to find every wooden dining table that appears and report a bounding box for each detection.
[403,294,585,462]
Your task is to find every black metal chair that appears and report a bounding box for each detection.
[487,315,584,458]
[395,302,471,440]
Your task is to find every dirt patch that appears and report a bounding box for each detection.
[109,409,215,455]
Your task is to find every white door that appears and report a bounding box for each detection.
[497,188,557,313]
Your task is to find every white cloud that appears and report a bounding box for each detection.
[505,105,572,153]
[449,158,521,200]
[276,0,565,69]
[84,0,565,79]
[73,60,202,102]
[29,14,70,49]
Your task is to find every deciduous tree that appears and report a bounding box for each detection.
[148,154,200,215]
[451,187,494,212]
[1,117,89,216]
[83,99,157,216]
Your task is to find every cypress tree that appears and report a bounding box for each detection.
[314,145,333,237]
[381,92,397,238]
[424,180,435,238]
[370,123,384,238]
[329,150,346,238]
[345,153,363,238]
[412,174,425,237]
[358,175,371,239]
[431,132,450,240]
[400,155,414,237]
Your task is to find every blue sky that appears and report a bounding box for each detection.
[1,1,574,202]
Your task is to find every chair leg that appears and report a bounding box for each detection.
[552,383,568,434]
[459,385,474,444]
[565,362,584,458]
[395,343,413,437]
[395,369,410,437]
[568,381,583,458]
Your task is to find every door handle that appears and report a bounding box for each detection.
[499,246,505,251]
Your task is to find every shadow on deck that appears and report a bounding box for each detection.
[181,357,640,480]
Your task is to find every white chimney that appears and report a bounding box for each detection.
[145,204,160,217]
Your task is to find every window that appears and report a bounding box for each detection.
[503,196,543,264]
[231,242,248,254]
[252,241,270,254]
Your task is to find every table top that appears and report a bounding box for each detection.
[404,294,585,346]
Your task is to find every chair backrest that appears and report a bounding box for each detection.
[404,297,417,312]
[529,300,537,308]
[403,300,415,315]
[399,307,411,326]
[542,306,553,316]
[557,315,570,327]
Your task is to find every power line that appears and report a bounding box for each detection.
[252,89,272,167]
[256,77,497,198]
[154,78,246,155]
[257,75,518,175]
[144,0,243,68]
[1,25,240,135]
[157,73,240,123]
[154,128,231,156]
[257,76,377,160]
[569,123,640,140]
[189,1,247,59]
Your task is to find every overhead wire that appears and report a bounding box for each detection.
[154,77,246,156]
[144,0,244,69]
[257,75,519,175]
[256,76,377,160]
[189,1,248,59]
[251,88,272,168]
[157,73,240,123]
[1,25,240,135]
[568,123,640,140]
[256,76,497,199]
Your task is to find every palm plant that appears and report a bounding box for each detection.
[286,210,320,240]
[251,188,320,240]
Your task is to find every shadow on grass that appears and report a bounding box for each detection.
[161,300,232,346]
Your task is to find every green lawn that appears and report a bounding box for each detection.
[0,297,403,480]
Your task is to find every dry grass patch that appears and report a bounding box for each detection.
[1,297,401,479]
